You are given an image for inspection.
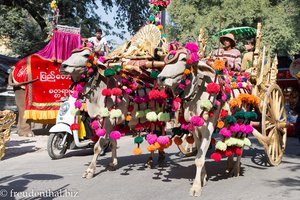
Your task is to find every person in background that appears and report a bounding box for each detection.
[241,37,256,72]
[213,33,241,71]
[84,28,109,57]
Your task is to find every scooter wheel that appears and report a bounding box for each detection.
[47,132,68,159]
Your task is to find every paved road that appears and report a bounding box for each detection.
[1,128,300,200]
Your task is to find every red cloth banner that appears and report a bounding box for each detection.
[23,55,72,120]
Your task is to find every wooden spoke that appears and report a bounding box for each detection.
[177,134,197,157]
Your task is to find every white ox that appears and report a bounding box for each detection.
[157,48,222,196]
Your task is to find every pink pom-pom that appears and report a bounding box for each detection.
[238,82,243,88]
[240,124,246,133]
[111,88,122,96]
[211,152,222,162]
[230,123,240,133]
[91,120,99,129]
[219,128,232,137]
[72,91,79,98]
[221,93,227,101]
[172,100,180,111]
[185,79,191,85]
[101,88,111,96]
[74,100,82,109]
[125,88,132,94]
[81,74,86,78]
[116,97,122,103]
[88,68,94,73]
[215,100,221,106]
[146,134,157,144]
[170,50,176,55]
[98,56,106,63]
[86,42,93,48]
[191,52,199,62]
[110,131,121,140]
[157,136,169,145]
[190,116,204,127]
[185,42,199,53]
[75,84,83,93]
[95,128,106,137]
[178,84,185,89]
[149,90,160,100]
[207,83,220,94]
[244,125,253,134]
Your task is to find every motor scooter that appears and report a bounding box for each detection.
[47,96,95,159]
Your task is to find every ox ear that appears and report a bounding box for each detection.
[195,60,215,77]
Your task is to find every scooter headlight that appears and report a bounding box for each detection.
[59,102,70,116]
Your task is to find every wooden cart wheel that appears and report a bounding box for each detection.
[177,133,197,157]
[261,84,287,166]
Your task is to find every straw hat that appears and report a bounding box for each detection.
[220,33,236,47]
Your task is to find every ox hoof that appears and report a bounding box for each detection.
[82,169,95,179]
[189,186,202,197]
[107,163,118,171]
[145,160,154,169]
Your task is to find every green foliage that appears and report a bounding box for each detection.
[167,0,300,56]
[0,0,150,57]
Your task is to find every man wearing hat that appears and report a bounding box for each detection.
[213,33,241,71]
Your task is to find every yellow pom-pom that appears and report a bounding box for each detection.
[174,136,183,145]
[133,147,142,155]
[297,71,300,79]
[147,144,156,152]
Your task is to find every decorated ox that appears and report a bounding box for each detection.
[60,48,167,178]
[157,46,221,196]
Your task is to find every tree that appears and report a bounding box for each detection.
[0,0,150,57]
[167,0,300,56]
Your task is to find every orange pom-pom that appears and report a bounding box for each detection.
[186,135,194,144]
[154,142,161,149]
[147,144,156,152]
[126,115,132,121]
[212,59,225,70]
[228,98,241,108]
[86,62,92,67]
[93,60,97,65]
[184,69,191,75]
[133,147,142,155]
[174,137,183,145]
[166,138,173,147]
[231,82,237,89]
[217,120,224,129]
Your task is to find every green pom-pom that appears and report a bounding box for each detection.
[224,115,236,124]
[104,68,115,77]
[243,138,251,146]
[114,65,122,74]
[146,111,158,121]
[215,70,222,75]
[200,100,213,111]
[231,77,236,82]
[149,15,155,22]
[158,112,170,122]
[161,33,166,38]
[234,110,245,119]
[100,107,110,117]
[134,136,144,144]
[226,93,231,100]
[150,70,160,79]
[244,112,258,121]
[172,127,182,136]
[135,110,145,118]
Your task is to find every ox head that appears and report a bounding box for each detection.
[60,48,103,82]
[158,47,215,97]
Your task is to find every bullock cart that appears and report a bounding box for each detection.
[178,23,287,166]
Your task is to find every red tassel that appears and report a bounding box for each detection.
[70,123,80,130]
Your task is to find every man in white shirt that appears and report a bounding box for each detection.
[86,29,109,57]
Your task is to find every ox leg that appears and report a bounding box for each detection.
[190,131,211,197]
[146,152,154,169]
[201,165,208,186]
[226,155,234,173]
[108,140,118,170]
[229,150,243,177]
[82,138,103,179]
[158,150,166,166]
